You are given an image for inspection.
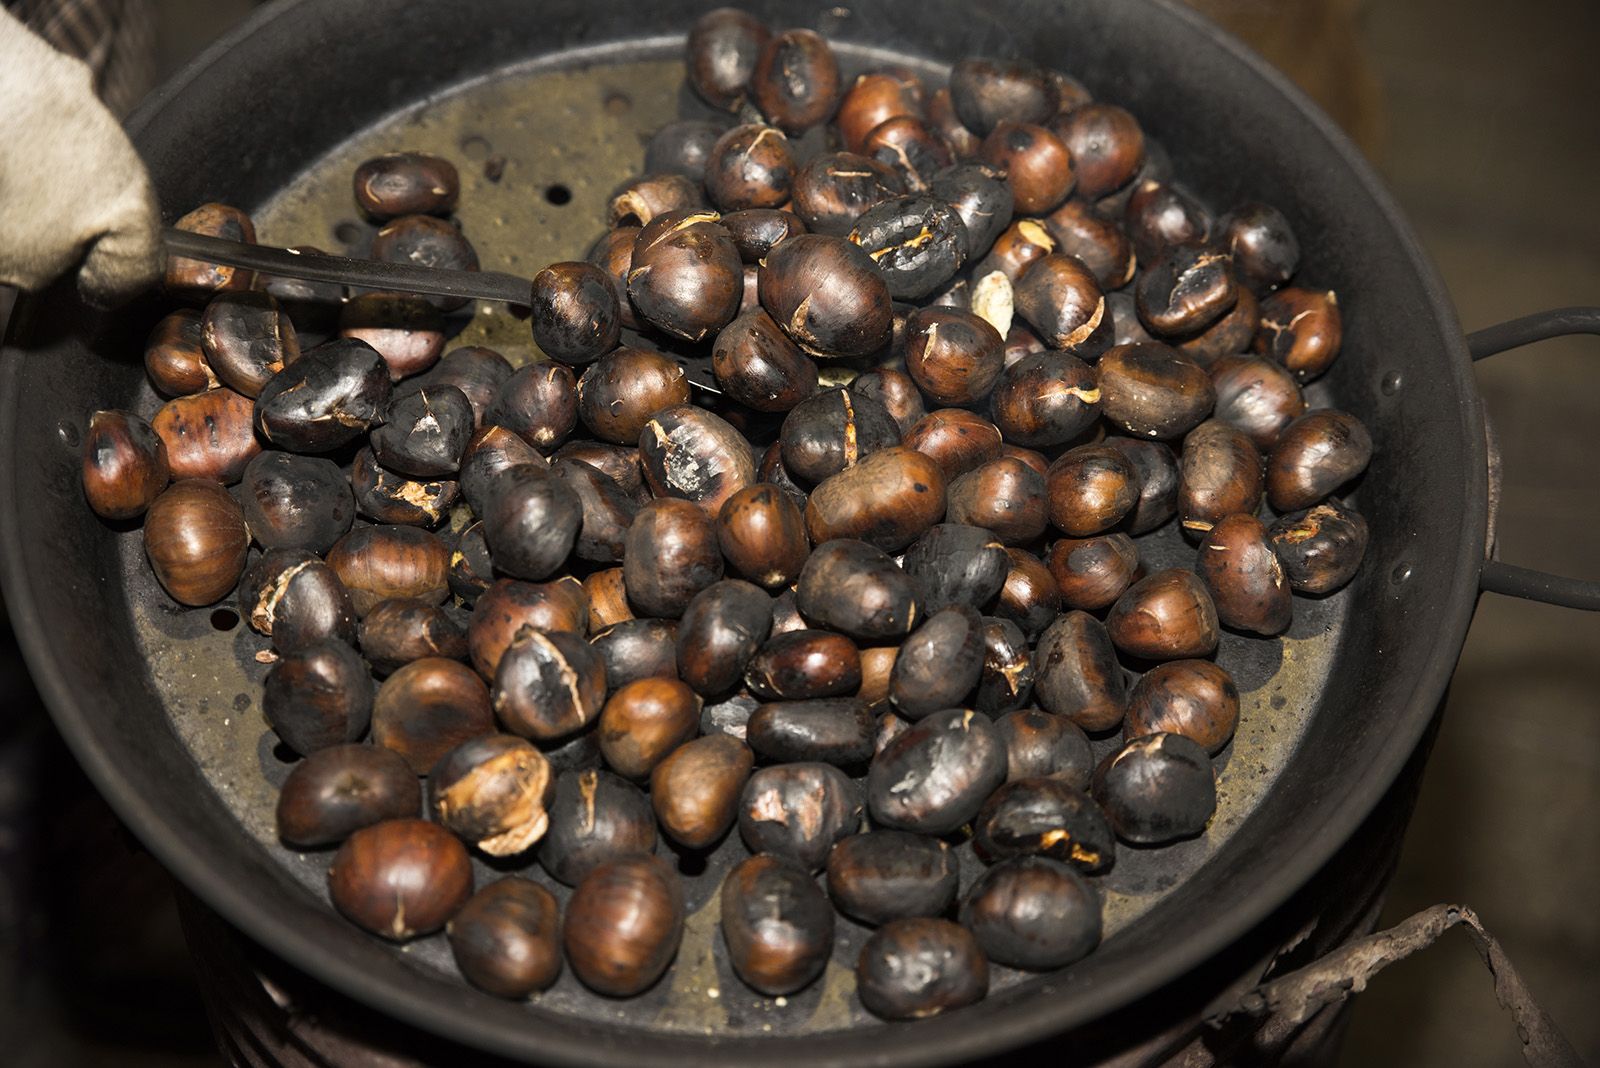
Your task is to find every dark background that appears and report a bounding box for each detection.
[3,0,1597,1064]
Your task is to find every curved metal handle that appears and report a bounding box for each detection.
[1468,307,1600,610]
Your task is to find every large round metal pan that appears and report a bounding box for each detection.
[0,0,1502,1063]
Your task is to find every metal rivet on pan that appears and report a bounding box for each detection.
[1390,562,1413,585]
[1381,370,1403,395]
[56,420,79,449]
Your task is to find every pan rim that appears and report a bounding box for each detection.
[0,0,1487,1063]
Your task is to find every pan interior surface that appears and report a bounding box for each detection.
[0,1,1484,1064]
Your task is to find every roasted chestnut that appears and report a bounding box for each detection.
[988,349,1100,449]
[576,347,691,445]
[328,819,473,941]
[588,225,642,330]
[746,698,875,766]
[1266,409,1372,512]
[745,630,859,700]
[1045,444,1137,536]
[868,709,1006,834]
[1254,287,1342,382]
[687,8,769,110]
[448,522,495,605]
[529,262,621,366]
[1124,659,1239,754]
[353,152,459,219]
[628,210,743,343]
[862,116,952,194]
[338,292,445,379]
[977,219,1056,282]
[1092,732,1217,845]
[429,733,553,856]
[779,388,900,485]
[961,856,1101,970]
[856,918,988,1021]
[944,457,1047,545]
[738,763,860,871]
[901,308,1004,407]
[563,853,685,996]
[165,202,255,297]
[994,708,1091,785]
[153,387,260,483]
[1013,254,1109,356]
[1196,514,1292,635]
[902,408,1004,479]
[1178,420,1263,536]
[351,447,452,528]
[886,606,984,719]
[623,498,724,619]
[972,776,1114,872]
[460,426,547,515]
[1207,354,1305,452]
[705,123,796,211]
[650,734,754,849]
[980,121,1074,214]
[481,466,582,581]
[1124,179,1211,263]
[367,385,473,481]
[716,484,810,589]
[1106,569,1219,661]
[825,830,957,926]
[1218,202,1299,294]
[467,577,588,680]
[263,639,373,757]
[1041,198,1136,291]
[1047,533,1139,611]
[1095,342,1215,440]
[837,69,925,153]
[492,629,607,742]
[995,548,1062,640]
[645,119,727,183]
[371,657,493,773]
[928,86,980,161]
[538,769,657,885]
[555,440,647,502]
[722,208,807,263]
[902,523,1008,614]
[144,309,218,397]
[142,478,249,606]
[760,233,894,358]
[200,291,299,398]
[242,548,357,654]
[82,409,169,520]
[276,744,420,848]
[359,598,466,675]
[1100,438,1178,535]
[369,213,479,313]
[948,57,1058,136]
[750,28,840,134]
[326,525,451,615]
[1175,286,1258,367]
[1136,242,1238,338]
[447,877,562,998]
[794,538,919,640]
[254,338,392,453]
[789,151,903,237]
[1267,498,1368,595]
[711,308,818,412]
[848,196,968,301]
[721,854,834,996]
[1033,611,1127,731]
[550,459,638,564]
[595,677,701,780]
[928,163,1013,260]
[583,567,633,631]
[639,404,756,515]
[591,618,680,690]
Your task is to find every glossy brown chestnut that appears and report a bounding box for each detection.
[587,225,641,330]
[576,347,691,446]
[760,233,894,359]
[1178,419,1263,535]
[262,639,373,756]
[995,548,1062,640]
[750,29,840,134]
[837,69,926,153]
[1107,569,1220,661]
[254,338,392,453]
[592,618,679,690]
[142,478,249,606]
[980,121,1074,214]
[144,309,217,397]
[1047,534,1140,611]
[856,918,989,1021]
[742,629,858,702]
[328,819,472,941]
[1197,514,1292,635]
[686,7,770,111]
[276,744,420,848]
[1208,354,1306,450]
[371,657,493,774]
[1125,659,1239,754]
[1041,199,1136,291]
[738,763,860,872]
[901,308,1002,407]
[338,292,446,376]
[528,262,620,367]
[623,498,724,619]
[868,709,1007,834]
[721,854,835,996]
[1136,242,1238,339]
[595,677,701,780]
[825,831,957,926]
[944,457,1047,545]
[711,309,817,412]
[326,525,450,616]
[467,578,588,681]
[353,152,459,219]
[716,484,810,589]
[1266,409,1373,512]
[1218,202,1300,294]
[977,219,1055,282]
[1254,287,1342,382]
[242,548,357,654]
[1267,498,1369,595]
[200,291,299,398]
[646,118,726,184]
[722,208,807,263]
[1046,444,1138,537]
[492,629,607,742]
[164,202,255,297]
[1014,254,1108,356]
[564,853,685,996]
[429,733,553,856]
[650,734,753,849]
[1123,179,1211,263]
[538,769,656,885]
[627,210,743,343]
[948,57,1058,136]
[862,116,952,193]
[1176,286,1259,367]
[82,409,168,521]
[1092,732,1217,845]
[988,349,1101,449]
[608,173,707,229]
[961,856,1102,970]
[803,447,947,552]
[1033,611,1127,731]
[901,408,1004,479]
[447,877,562,998]
[551,459,638,564]
[746,698,875,766]
[152,387,259,484]
[639,405,756,515]
[994,708,1092,785]
[359,598,466,675]
[705,123,795,211]
[789,151,903,237]
[1096,342,1215,440]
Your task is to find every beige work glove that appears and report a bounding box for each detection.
[0,7,160,307]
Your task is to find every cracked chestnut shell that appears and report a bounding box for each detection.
[804,446,947,551]
[1014,254,1110,357]
[1266,409,1372,512]
[780,387,901,485]
[717,484,810,589]
[639,404,756,515]
[849,196,968,301]
[564,853,684,997]
[448,877,562,998]
[1107,569,1220,661]
[948,57,1058,136]
[712,308,818,412]
[254,338,391,454]
[929,163,1013,260]
[863,115,952,194]
[794,538,918,641]
[995,548,1061,640]
[686,7,769,110]
[1136,242,1238,337]
[1125,659,1239,754]
[1047,534,1140,612]
[576,347,691,446]
[750,28,840,134]
[868,708,1006,834]
[989,349,1100,448]
[1093,732,1217,845]
[746,698,875,766]
[1268,498,1369,595]
[359,598,467,675]
[1178,419,1263,536]
[429,733,553,856]
[961,856,1101,970]
[1046,444,1138,537]
[144,309,217,397]
[201,291,300,398]
[351,447,456,527]
[623,498,724,619]
[1209,354,1306,451]
[856,918,988,1021]
[650,734,753,848]
[372,657,493,774]
[945,457,1047,545]
[1033,611,1127,731]
[276,744,420,848]
[980,121,1075,214]
[628,210,743,343]
[371,384,473,479]
[705,123,795,211]
[760,234,894,359]
[467,577,588,681]
[975,617,1035,716]
[1197,514,1292,636]
[825,830,957,925]
[492,629,607,742]
[977,218,1055,282]
[721,854,834,996]
[608,173,707,229]
[154,387,259,484]
[242,548,356,654]
[328,819,472,941]
[972,776,1115,872]
[529,262,621,367]
[790,151,903,237]
[82,409,168,520]
[263,638,373,757]
[739,763,860,872]
[538,769,656,885]
[353,152,458,219]
[902,523,1008,614]
[903,307,1003,406]
[449,523,495,605]
[142,478,249,606]
[1096,342,1215,440]
[995,708,1092,786]
[1254,287,1342,382]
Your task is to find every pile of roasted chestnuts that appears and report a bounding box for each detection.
[81,8,1372,1023]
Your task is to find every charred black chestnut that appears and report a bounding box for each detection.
[1124,660,1239,754]
[722,208,807,263]
[1101,438,1179,535]
[530,262,621,367]
[481,466,582,581]
[779,388,901,484]
[370,385,473,479]
[825,831,957,925]
[645,119,727,183]
[623,498,724,619]
[165,202,255,297]
[889,605,985,719]
[994,708,1091,785]
[686,8,769,111]
[750,29,840,134]
[674,580,774,696]
[467,577,588,681]
[460,427,547,516]
[254,338,391,453]
[263,638,373,756]
[1136,242,1238,338]
[868,709,1006,834]
[551,459,638,564]
[350,447,456,527]
[929,163,1013,260]
[961,856,1101,970]
[794,538,918,640]
[276,744,420,848]
[902,524,1008,614]
[746,698,875,766]
[1267,498,1369,595]
[972,777,1114,872]
[591,618,680,690]
[492,629,607,742]
[201,291,299,398]
[242,548,356,654]
[739,763,860,872]
[370,215,479,312]
[1219,202,1299,293]
[1092,732,1217,845]
[1124,179,1211,263]
[429,733,553,856]
[789,151,903,237]
[856,918,988,1020]
[447,877,562,998]
[1033,612,1127,731]
[848,196,968,301]
[538,769,657,885]
[862,116,952,194]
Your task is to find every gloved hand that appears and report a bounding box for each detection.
[0,7,160,307]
